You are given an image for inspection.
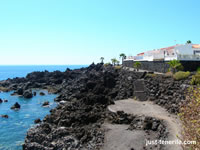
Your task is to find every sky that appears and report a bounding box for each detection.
[0,0,200,65]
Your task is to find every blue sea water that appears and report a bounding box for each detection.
[0,65,88,81]
[0,90,57,150]
[0,65,87,150]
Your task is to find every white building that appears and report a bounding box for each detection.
[124,44,200,62]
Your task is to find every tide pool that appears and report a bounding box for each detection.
[0,90,57,150]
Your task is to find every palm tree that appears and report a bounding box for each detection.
[100,57,104,63]
[167,60,183,74]
[111,58,117,66]
[186,40,192,44]
[119,53,126,64]
[133,62,141,71]
[116,60,120,66]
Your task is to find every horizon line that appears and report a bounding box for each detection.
[0,64,90,66]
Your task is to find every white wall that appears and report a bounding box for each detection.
[175,44,200,60]
[175,44,193,55]
[124,44,200,62]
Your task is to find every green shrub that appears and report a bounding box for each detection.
[133,62,141,71]
[197,67,200,74]
[114,65,122,70]
[179,87,200,149]
[173,71,190,80]
[190,74,200,85]
[104,62,111,67]
[167,60,183,74]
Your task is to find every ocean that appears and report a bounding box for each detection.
[0,65,87,150]
[0,65,88,81]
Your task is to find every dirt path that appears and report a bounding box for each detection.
[102,99,183,150]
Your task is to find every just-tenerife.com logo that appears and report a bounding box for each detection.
[145,139,196,146]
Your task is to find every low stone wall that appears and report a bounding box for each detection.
[123,60,200,73]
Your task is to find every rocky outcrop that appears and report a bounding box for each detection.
[0,99,8,103]
[40,92,45,96]
[144,74,190,114]
[34,118,41,124]
[23,64,120,150]
[1,114,9,118]
[11,102,21,110]
[23,89,33,99]
[107,111,167,135]
[42,101,49,107]
[16,88,24,95]
[0,63,191,149]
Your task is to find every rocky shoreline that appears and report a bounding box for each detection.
[0,63,190,149]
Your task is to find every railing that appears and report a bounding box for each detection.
[124,54,200,62]
[164,55,177,61]
[177,54,200,60]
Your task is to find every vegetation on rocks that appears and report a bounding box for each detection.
[133,61,141,71]
[179,87,200,150]
[190,73,200,85]
[114,65,121,70]
[111,58,118,66]
[197,67,200,73]
[167,60,183,74]
[104,62,111,67]
[173,71,190,81]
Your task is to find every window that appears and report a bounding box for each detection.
[194,50,200,55]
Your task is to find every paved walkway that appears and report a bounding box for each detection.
[123,67,164,75]
[102,99,182,150]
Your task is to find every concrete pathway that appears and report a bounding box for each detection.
[123,67,164,75]
[102,99,183,150]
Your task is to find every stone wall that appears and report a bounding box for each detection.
[123,60,200,73]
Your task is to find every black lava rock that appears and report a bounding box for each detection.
[23,90,33,99]
[34,118,41,124]
[1,114,9,118]
[42,101,49,107]
[11,102,21,110]
[39,92,45,96]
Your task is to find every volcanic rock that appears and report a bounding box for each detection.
[23,90,33,98]
[42,101,49,107]
[11,102,21,110]
[39,92,45,96]
[34,118,41,124]
[17,88,24,95]
[1,114,8,118]
[0,63,189,149]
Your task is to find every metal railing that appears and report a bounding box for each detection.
[177,54,200,60]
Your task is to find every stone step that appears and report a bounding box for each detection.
[133,79,146,101]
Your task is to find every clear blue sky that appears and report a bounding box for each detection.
[0,0,200,65]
